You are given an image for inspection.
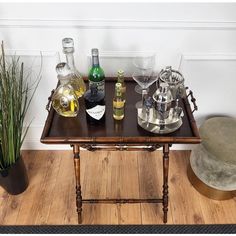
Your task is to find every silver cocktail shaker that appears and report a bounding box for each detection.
[152,82,173,122]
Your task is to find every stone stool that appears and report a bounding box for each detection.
[188,117,236,200]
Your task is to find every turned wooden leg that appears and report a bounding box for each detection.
[162,144,170,223]
[73,145,82,224]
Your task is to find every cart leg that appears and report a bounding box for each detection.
[73,145,82,224]
[162,144,170,223]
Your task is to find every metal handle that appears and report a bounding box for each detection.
[186,87,198,113]
[46,89,55,112]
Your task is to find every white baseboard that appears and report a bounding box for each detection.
[22,141,70,150]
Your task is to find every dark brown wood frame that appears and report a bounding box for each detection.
[40,78,201,224]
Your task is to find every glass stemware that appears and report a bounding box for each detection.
[133,55,155,94]
[132,68,158,110]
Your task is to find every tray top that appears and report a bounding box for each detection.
[41,79,200,145]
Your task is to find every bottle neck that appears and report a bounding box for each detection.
[92,55,100,67]
[118,76,124,84]
[65,52,75,69]
[115,90,122,98]
[91,89,98,96]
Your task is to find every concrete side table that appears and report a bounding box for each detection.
[188,117,236,200]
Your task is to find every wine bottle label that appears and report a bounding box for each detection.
[113,107,124,117]
[89,81,105,93]
[86,105,105,120]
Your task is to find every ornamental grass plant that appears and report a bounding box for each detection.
[0,41,41,171]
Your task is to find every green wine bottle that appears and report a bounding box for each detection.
[88,48,105,95]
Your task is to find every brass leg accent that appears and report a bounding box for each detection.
[73,145,82,224]
[162,144,169,223]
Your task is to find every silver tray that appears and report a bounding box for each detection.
[137,107,183,134]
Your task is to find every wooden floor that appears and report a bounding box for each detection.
[0,150,235,225]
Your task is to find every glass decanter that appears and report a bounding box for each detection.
[52,84,79,117]
[51,63,79,117]
[56,62,84,99]
[62,38,86,97]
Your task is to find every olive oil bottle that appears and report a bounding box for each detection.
[113,83,125,120]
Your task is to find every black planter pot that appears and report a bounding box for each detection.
[0,156,29,195]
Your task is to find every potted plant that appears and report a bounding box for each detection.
[0,41,41,195]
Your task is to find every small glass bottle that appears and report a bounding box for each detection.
[62,38,86,97]
[117,69,126,102]
[52,85,79,117]
[52,62,79,117]
[113,83,125,120]
[56,62,72,84]
[88,48,105,95]
[84,83,106,124]
[56,62,83,99]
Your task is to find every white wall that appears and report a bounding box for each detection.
[0,2,236,150]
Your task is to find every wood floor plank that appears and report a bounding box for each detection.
[219,197,236,223]
[115,151,139,199]
[34,151,62,224]
[138,150,166,224]
[169,151,205,224]
[0,185,11,224]
[15,151,56,225]
[83,151,139,199]
[117,204,142,224]
[62,176,78,225]
[141,203,168,224]
[82,204,118,224]
[199,197,227,224]
[0,188,24,225]
[138,151,162,199]
[82,151,110,199]
[197,191,234,224]
[46,151,75,225]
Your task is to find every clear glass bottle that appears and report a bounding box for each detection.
[52,84,79,117]
[62,38,86,97]
[51,62,79,117]
[84,83,106,124]
[117,69,126,102]
[88,48,105,95]
[56,62,71,85]
[56,62,83,98]
[113,83,125,120]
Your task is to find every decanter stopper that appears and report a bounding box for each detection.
[62,38,74,54]
[56,62,72,85]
